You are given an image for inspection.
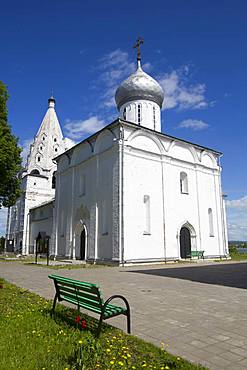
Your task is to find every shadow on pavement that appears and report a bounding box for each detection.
[129,262,247,289]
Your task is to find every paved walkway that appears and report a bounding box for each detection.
[1,260,247,370]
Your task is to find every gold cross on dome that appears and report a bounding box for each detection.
[133,37,144,61]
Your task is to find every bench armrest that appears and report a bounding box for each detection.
[103,294,130,314]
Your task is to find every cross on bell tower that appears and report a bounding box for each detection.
[133,37,144,61]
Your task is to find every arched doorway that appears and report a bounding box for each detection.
[80,229,86,260]
[180,227,191,258]
[73,221,87,260]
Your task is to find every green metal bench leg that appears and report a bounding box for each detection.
[96,314,104,338]
[126,310,131,334]
[51,292,58,317]
[103,294,131,335]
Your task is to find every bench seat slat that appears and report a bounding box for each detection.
[103,304,127,319]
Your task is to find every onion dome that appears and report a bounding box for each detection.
[115,60,164,110]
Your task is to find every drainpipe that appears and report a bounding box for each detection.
[119,124,124,265]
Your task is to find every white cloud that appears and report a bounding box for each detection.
[226,195,247,209]
[0,208,7,236]
[64,116,105,140]
[177,119,209,131]
[64,137,76,150]
[98,49,136,108]
[20,138,33,166]
[226,196,247,240]
[95,51,211,117]
[158,67,208,111]
[99,49,135,87]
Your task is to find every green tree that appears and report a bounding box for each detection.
[0,81,22,208]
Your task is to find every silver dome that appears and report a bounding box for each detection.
[115,62,164,110]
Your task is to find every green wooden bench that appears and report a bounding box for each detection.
[188,250,205,259]
[48,274,131,336]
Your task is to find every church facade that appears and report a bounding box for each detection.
[6,54,229,263]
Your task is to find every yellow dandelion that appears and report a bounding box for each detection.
[165,366,170,370]
[118,361,124,366]
[78,340,83,344]
[177,357,180,361]
[110,361,115,365]
[106,348,111,353]
[132,367,136,369]
[127,354,131,358]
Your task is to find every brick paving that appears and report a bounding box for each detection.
[1,260,247,370]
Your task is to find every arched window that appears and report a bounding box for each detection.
[52,172,56,189]
[153,106,156,129]
[137,104,141,125]
[30,169,40,175]
[123,107,127,120]
[180,172,188,194]
[143,195,151,234]
[208,208,214,236]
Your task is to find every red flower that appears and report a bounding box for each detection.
[75,315,81,323]
[81,319,87,329]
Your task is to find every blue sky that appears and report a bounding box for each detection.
[0,0,247,240]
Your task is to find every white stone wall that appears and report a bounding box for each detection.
[55,126,120,261]
[122,123,228,262]
[29,201,54,253]
[54,120,228,263]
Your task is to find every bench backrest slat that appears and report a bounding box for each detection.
[57,284,103,308]
[49,274,99,289]
[49,274,104,309]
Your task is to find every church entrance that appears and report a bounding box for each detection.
[80,229,86,260]
[180,227,191,258]
[73,221,87,260]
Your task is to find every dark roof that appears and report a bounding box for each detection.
[54,117,222,161]
[122,119,222,155]
[23,173,48,180]
[30,199,54,211]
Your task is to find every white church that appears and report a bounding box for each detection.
[5,47,229,264]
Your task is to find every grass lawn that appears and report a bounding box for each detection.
[229,253,247,261]
[0,255,112,269]
[0,278,207,370]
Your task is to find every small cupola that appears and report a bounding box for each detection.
[48,95,55,109]
[115,38,164,132]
